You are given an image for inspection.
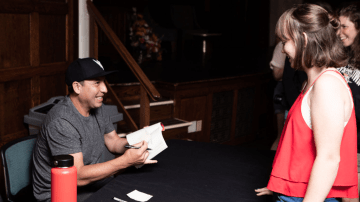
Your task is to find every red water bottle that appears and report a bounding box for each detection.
[51,155,77,202]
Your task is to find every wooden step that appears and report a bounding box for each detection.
[150,118,192,130]
[118,118,192,138]
[122,98,174,110]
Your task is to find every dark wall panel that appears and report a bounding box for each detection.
[179,96,207,141]
[0,14,30,69]
[210,91,233,143]
[40,0,66,3]
[4,79,32,135]
[179,96,207,122]
[39,14,66,64]
[0,0,74,145]
[40,74,66,103]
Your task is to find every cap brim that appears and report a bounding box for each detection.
[84,70,118,80]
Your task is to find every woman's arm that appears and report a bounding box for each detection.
[303,73,348,202]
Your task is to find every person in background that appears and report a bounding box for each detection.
[255,4,358,201]
[337,3,360,202]
[270,40,307,151]
[269,39,287,150]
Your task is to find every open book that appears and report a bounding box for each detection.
[126,122,167,168]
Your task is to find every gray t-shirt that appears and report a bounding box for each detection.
[32,96,114,202]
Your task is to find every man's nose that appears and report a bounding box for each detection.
[100,81,108,93]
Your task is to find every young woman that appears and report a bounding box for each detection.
[255,4,358,202]
[337,4,360,202]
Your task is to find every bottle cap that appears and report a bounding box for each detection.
[51,155,74,168]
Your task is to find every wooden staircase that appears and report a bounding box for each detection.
[87,1,192,140]
[104,83,192,140]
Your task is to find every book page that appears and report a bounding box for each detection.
[126,123,161,145]
[145,127,167,160]
[126,122,167,168]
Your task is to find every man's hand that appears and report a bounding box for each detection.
[255,187,273,196]
[123,141,157,166]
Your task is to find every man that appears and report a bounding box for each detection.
[32,57,156,202]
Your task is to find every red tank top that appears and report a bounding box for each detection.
[267,70,358,198]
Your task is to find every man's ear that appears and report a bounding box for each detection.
[72,81,82,94]
[302,32,308,48]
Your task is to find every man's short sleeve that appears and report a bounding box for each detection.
[46,118,82,156]
[99,106,115,134]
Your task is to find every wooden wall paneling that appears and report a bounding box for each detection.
[150,105,172,121]
[98,7,128,43]
[179,96,206,120]
[209,91,234,143]
[154,73,273,144]
[106,85,140,102]
[0,13,30,69]
[97,7,128,61]
[0,1,68,15]
[222,87,258,146]
[30,12,41,107]
[40,0,67,3]
[0,84,3,202]
[4,79,32,138]
[125,104,173,125]
[30,12,40,66]
[0,0,74,143]
[0,84,4,139]
[40,74,66,103]
[31,76,41,107]
[0,62,68,83]
[66,0,74,62]
[39,14,66,64]
[191,95,208,142]
[178,96,207,142]
[204,93,213,142]
[172,93,181,120]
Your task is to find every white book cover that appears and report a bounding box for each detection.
[126,122,167,168]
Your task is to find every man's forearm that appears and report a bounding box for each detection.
[104,131,128,154]
[75,154,131,186]
[110,137,128,154]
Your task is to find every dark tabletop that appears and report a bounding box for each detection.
[86,139,275,202]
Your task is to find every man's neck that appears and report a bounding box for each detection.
[69,94,90,117]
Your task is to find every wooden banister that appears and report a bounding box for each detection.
[87,0,160,101]
[105,80,138,131]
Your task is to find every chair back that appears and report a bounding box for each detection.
[1,135,37,202]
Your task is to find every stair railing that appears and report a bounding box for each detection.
[87,0,161,130]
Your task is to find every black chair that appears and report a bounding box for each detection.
[1,135,37,202]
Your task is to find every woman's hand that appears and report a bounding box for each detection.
[255,187,273,196]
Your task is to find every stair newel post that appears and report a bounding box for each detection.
[89,12,98,59]
[140,85,150,128]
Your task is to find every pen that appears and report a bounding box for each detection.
[125,145,152,150]
[113,197,127,202]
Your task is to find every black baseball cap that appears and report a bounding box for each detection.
[65,57,117,86]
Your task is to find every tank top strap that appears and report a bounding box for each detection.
[303,69,344,95]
